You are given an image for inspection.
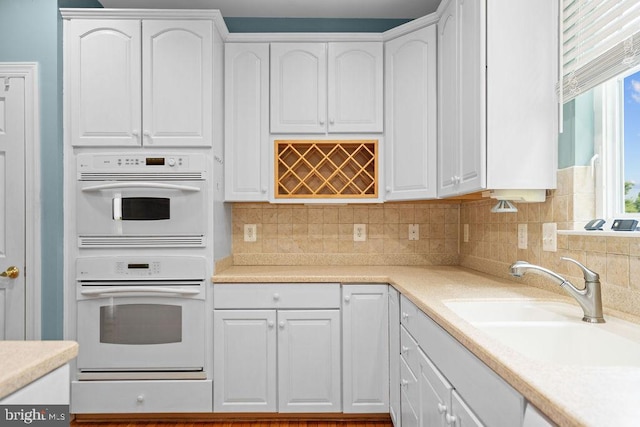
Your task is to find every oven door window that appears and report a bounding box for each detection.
[100,303,181,345]
[115,197,170,221]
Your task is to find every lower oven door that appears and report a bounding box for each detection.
[77,293,205,373]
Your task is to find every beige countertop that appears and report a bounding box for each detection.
[214,265,640,427]
[0,341,78,400]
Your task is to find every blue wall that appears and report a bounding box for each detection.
[0,0,63,340]
[224,17,410,33]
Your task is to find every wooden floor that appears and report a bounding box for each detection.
[71,421,393,427]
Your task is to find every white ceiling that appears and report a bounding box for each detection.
[97,0,441,19]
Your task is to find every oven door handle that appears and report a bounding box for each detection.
[81,183,201,192]
[80,286,201,297]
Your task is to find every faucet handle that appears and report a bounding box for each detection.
[561,257,600,282]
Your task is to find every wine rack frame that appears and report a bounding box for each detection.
[274,139,378,199]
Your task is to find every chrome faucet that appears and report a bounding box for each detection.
[509,257,605,323]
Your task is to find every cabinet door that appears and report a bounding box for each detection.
[277,310,341,412]
[388,288,401,427]
[142,20,212,147]
[66,19,141,147]
[342,285,389,413]
[451,390,485,427]
[418,348,452,427]
[437,0,460,196]
[385,26,437,200]
[224,43,269,201]
[213,310,277,412]
[456,0,486,194]
[271,43,327,133]
[400,356,419,427]
[328,42,383,133]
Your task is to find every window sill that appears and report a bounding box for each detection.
[558,230,640,238]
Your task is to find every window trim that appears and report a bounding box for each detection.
[595,66,640,222]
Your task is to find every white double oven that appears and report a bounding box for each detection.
[71,152,211,381]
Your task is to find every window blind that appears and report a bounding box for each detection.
[561,0,640,102]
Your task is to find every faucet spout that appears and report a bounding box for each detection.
[509,258,605,323]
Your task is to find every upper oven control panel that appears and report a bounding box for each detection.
[76,256,207,281]
[76,153,207,180]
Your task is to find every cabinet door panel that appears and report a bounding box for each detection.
[225,43,269,201]
[457,0,486,194]
[451,390,485,427]
[271,43,327,133]
[67,19,141,147]
[142,20,212,146]
[385,26,437,200]
[278,310,341,412]
[213,310,277,412]
[437,2,459,195]
[418,348,452,427]
[328,43,383,133]
[388,288,401,427]
[342,285,389,413]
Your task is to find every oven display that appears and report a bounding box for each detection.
[127,263,149,269]
[146,157,165,166]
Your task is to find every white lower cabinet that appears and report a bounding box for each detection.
[400,295,525,427]
[213,284,342,413]
[388,287,401,427]
[213,310,277,412]
[342,285,389,413]
[1,364,70,405]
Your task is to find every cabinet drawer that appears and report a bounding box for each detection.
[400,356,419,412]
[214,283,341,309]
[400,325,419,375]
[71,380,212,413]
[399,295,423,338]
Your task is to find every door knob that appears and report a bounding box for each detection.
[0,266,19,279]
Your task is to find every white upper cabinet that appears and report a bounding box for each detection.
[225,43,270,201]
[327,43,383,133]
[67,20,141,147]
[142,20,212,147]
[66,18,212,147]
[437,0,557,197]
[270,42,383,134]
[384,25,437,201]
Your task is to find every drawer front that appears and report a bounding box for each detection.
[71,380,212,413]
[400,325,420,375]
[214,283,341,309]
[400,356,419,412]
[399,295,422,338]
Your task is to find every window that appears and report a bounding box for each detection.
[595,67,640,221]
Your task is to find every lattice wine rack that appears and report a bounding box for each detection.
[275,140,378,199]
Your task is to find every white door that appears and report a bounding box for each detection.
[213,310,277,412]
[388,288,401,427]
[66,19,142,147]
[0,76,25,340]
[270,43,327,133]
[328,42,383,133]
[277,309,341,412]
[385,26,437,201]
[224,43,270,201]
[142,20,212,147]
[342,284,389,413]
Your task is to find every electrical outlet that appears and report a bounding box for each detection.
[408,224,419,240]
[463,224,469,243]
[244,224,257,242]
[518,224,528,249]
[353,224,367,242]
[542,223,557,252]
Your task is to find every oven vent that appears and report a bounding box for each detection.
[79,172,205,181]
[78,235,206,248]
